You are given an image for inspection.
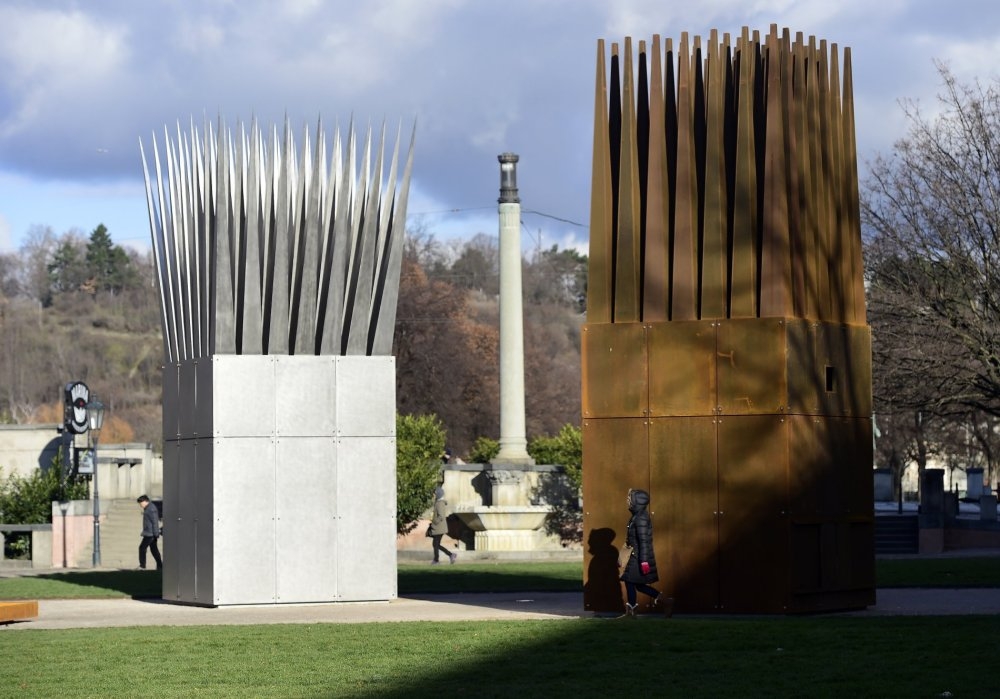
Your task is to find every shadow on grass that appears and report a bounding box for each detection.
[34,569,163,599]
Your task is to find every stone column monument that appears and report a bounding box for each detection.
[493,153,534,466]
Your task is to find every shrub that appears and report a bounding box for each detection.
[468,436,499,464]
[0,451,89,525]
[396,413,446,535]
[528,424,582,491]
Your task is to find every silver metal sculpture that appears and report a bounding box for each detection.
[141,118,415,362]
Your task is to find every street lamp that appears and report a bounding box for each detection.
[88,397,105,567]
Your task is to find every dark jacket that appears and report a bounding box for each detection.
[622,489,658,584]
[141,502,160,537]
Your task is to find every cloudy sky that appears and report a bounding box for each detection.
[1,0,998,255]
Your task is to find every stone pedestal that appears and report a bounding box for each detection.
[967,468,985,498]
[162,355,397,606]
[874,468,893,501]
[980,494,998,521]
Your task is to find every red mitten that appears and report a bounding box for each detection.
[640,561,650,575]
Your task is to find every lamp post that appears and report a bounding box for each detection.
[88,397,105,567]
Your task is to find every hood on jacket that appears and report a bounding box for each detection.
[628,488,650,513]
[435,487,445,501]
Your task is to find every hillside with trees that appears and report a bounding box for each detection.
[0,223,585,457]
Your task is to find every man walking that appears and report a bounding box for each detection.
[137,494,162,570]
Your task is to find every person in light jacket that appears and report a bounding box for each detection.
[137,494,162,570]
[618,488,672,617]
[427,487,457,564]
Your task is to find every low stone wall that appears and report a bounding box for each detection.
[49,500,106,568]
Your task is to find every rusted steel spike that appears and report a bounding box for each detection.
[614,37,642,322]
[587,39,614,323]
[814,38,834,321]
[759,25,792,317]
[671,32,698,321]
[700,28,728,319]
[730,27,757,318]
[828,44,849,323]
[842,47,866,323]
[804,37,825,322]
[643,34,670,322]
[786,31,807,318]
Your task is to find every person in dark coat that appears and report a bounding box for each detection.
[137,494,162,570]
[618,488,671,617]
[427,487,457,564]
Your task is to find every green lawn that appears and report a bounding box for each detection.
[1,558,998,698]
[2,617,998,698]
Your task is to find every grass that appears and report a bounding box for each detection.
[875,556,1000,587]
[0,558,998,697]
[2,617,999,698]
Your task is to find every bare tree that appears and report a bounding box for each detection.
[864,64,1000,418]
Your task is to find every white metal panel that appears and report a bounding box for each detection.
[161,440,180,601]
[336,436,397,601]
[177,438,199,602]
[274,356,337,437]
[336,356,395,437]
[212,437,276,604]
[213,355,276,438]
[195,439,214,604]
[275,437,338,602]
[179,360,198,439]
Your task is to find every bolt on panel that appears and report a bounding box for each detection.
[581,324,648,419]
[648,416,720,612]
[582,417,649,613]
[646,321,717,417]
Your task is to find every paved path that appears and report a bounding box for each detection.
[2,588,999,631]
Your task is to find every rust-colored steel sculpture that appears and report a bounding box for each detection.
[583,26,873,614]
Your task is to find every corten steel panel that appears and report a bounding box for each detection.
[195,358,213,439]
[161,441,180,601]
[787,415,834,519]
[717,416,790,613]
[646,321,717,417]
[582,323,647,419]
[275,437,338,603]
[786,415,874,610]
[649,417,719,612]
[213,437,276,605]
[336,356,396,437]
[336,436,397,601]
[177,439,199,602]
[786,321,872,417]
[195,439,214,605]
[582,418,649,613]
[715,319,788,415]
[212,355,275,438]
[274,356,337,438]
[179,360,198,439]
[162,364,180,440]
